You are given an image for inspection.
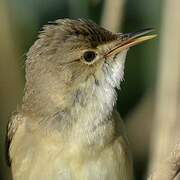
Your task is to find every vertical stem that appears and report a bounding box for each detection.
[149,0,180,173]
[101,0,125,32]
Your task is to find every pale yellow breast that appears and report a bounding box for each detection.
[10,127,133,180]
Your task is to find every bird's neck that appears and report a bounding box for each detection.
[67,80,118,146]
[57,81,118,146]
[23,76,118,147]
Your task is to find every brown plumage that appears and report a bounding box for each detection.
[7,19,155,180]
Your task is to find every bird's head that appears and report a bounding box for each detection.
[23,19,156,117]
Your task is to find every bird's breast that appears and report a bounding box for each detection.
[11,126,133,180]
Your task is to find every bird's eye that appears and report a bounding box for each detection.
[83,51,96,63]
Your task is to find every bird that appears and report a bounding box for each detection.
[6,19,156,180]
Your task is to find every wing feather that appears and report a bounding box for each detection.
[6,112,22,166]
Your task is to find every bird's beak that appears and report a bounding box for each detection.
[105,28,157,57]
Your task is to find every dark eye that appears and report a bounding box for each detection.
[83,51,96,63]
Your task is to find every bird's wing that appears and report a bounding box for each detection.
[6,112,22,166]
[112,110,129,141]
[112,110,134,180]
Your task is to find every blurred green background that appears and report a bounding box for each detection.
[0,0,161,179]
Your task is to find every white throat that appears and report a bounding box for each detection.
[68,50,128,146]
